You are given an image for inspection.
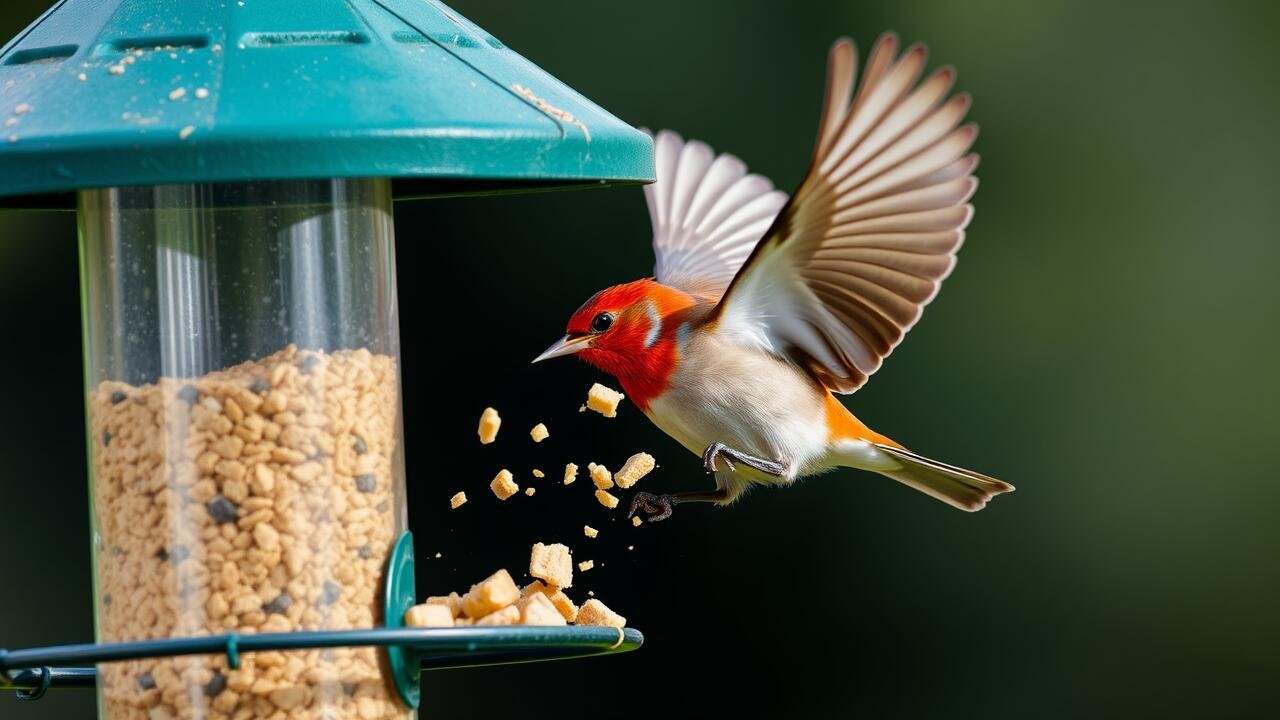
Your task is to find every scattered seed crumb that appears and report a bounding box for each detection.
[563,463,578,485]
[490,469,518,500]
[588,590,595,597]
[631,516,643,527]
[435,552,442,559]
[450,491,467,509]
[615,452,656,489]
[532,469,545,479]
[628,545,634,551]
[589,463,614,490]
[524,487,536,497]
[108,65,125,75]
[478,407,501,444]
[14,103,31,115]
[594,489,619,509]
[529,542,574,588]
[179,125,195,139]
[586,383,625,417]
[78,73,87,81]
[168,87,186,100]
[3,118,15,127]
[195,87,209,99]
[530,423,549,442]
[578,560,594,572]
[212,43,222,53]
[578,405,586,413]
[583,525,598,539]
[123,55,135,64]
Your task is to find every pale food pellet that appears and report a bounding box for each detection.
[517,591,566,626]
[462,569,519,618]
[449,491,467,509]
[576,598,626,628]
[475,604,520,626]
[583,525,598,539]
[614,452,656,489]
[477,407,501,444]
[563,463,578,485]
[490,469,519,500]
[404,603,453,627]
[578,560,594,572]
[589,463,613,490]
[529,542,573,589]
[530,422,549,442]
[595,489,619,509]
[585,383,625,418]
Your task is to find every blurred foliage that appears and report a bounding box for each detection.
[2,1,1278,717]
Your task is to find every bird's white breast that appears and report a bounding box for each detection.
[644,328,830,485]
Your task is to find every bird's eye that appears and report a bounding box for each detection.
[590,312,615,333]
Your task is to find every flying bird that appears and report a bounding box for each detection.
[534,34,1013,521]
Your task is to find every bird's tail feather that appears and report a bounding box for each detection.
[873,444,1014,512]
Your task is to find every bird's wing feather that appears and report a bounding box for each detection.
[645,129,789,301]
[710,35,979,393]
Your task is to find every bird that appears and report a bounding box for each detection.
[533,34,1013,521]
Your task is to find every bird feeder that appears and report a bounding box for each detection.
[0,0,651,717]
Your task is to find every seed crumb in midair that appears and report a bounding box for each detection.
[168,87,186,100]
[178,125,195,139]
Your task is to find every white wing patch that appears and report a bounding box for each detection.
[644,129,788,300]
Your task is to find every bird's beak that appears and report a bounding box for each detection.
[532,334,591,363]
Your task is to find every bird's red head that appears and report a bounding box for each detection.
[534,278,696,409]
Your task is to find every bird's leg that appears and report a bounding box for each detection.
[628,488,729,523]
[702,441,787,476]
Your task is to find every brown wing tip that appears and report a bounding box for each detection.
[873,31,900,53]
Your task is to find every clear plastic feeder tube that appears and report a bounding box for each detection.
[78,179,412,720]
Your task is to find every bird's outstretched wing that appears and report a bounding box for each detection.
[711,34,979,393]
[644,129,788,301]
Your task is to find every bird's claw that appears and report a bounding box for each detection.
[628,491,675,523]
[702,442,735,473]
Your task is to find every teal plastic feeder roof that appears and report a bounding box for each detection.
[0,0,654,204]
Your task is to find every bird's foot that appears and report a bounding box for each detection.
[702,442,736,472]
[701,441,787,477]
[628,492,675,523]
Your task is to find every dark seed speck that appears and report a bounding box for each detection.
[110,390,128,404]
[111,545,124,557]
[355,474,376,493]
[155,548,168,562]
[103,593,112,606]
[177,384,199,404]
[319,580,341,606]
[206,495,239,524]
[204,671,227,697]
[263,591,292,615]
[102,430,112,446]
[250,377,270,394]
[137,672,155,690]
[352,435,367,455]
[357,545,372,559]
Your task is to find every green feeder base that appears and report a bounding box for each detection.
[0,532,643,709]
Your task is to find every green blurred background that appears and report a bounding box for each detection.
[2,0,1278,717]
